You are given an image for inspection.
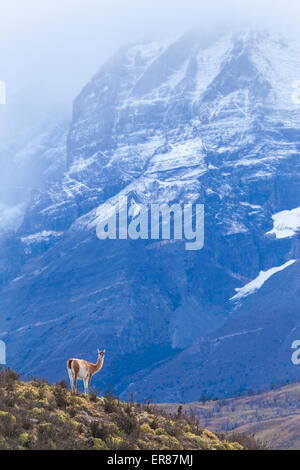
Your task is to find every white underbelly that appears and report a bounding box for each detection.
[73,360,90,379]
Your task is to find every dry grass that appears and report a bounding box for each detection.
[0,367,249,450]
[157,382,300,449]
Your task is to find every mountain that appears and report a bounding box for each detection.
[0,118,68,284]
[0,29,300,401]
[125,259,300,401]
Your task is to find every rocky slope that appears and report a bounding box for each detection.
[0,367,247,450]
[125,259,300,401]
[0,117,68,284]
[159,381,300,450]
[0,29,299,401]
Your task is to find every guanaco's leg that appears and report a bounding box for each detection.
[88,374,92,394]
[73,373,78,394]
[67,369,74,393]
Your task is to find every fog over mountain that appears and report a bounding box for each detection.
[0,0,299,206]
[0,2,300,401]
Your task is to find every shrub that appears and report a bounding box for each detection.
[89,387,100,403]
[0,412,18,438]
[0,367,20,389]
[218,432,269,450]
[104,389,120,414]
[115,409,139,435]
[53,383,69,409]
[90,422,114,440]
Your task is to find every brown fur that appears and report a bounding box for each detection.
[79,357,104,375]
[72,359,80,374]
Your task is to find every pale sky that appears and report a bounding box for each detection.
[0,0,299,110]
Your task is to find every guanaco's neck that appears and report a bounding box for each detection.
[94,355,104,373]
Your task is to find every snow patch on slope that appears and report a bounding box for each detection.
[21,231,64,244]
[146,138,205,174]
[230,259,296,301]
[266,207,300,239]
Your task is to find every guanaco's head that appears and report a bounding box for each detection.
[98,349,106,359]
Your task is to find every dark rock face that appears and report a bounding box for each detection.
[0,30,300,400]
[126,259,300,402]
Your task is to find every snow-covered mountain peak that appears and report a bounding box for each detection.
[1,29,300,401]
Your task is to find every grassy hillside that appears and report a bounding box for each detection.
[158,382,300,449]
[0,367,251,451]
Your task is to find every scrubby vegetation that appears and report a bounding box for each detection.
[0,367,249,450]
[159,382,300,449]
[216,432,268,450]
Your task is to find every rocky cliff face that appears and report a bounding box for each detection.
[0,30,299,400]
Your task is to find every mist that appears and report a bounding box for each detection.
[1,0,299,111]
[0,0,299,212]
